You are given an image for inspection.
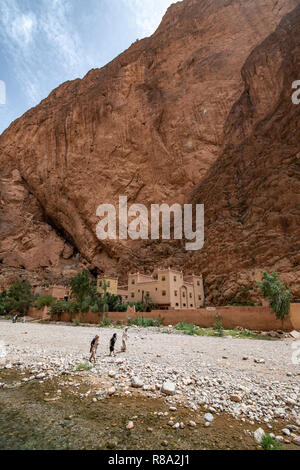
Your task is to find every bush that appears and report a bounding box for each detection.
[34,295,56,310]
[257,271,292,321]
[0,281,35,315]
[98,314,114,327]
[50,300,81,318]
[118,298,158,314]
[174,322,199,335]
[0,290,9,316]
[226,285,256,306]
[213,313,224,337]
[126,316,163,328]
[261,434,284,451]
[75,362,93,371]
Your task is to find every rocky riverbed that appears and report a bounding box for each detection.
[0,320,299,449]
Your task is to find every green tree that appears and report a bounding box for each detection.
[99,279,109,313]
[69,270,97,304]
[7,281,35,314]
[257,271,292,322]
[0,289,8,315]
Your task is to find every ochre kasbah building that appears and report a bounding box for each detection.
[128,269,204,310]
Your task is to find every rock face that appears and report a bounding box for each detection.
[0,0,299,296]
[190,5,300,303]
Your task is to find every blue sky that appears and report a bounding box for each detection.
[0,0,175,134]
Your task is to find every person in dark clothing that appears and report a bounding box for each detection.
[109,333,117,357]
[12,314,18,323]
[89,335,99,364]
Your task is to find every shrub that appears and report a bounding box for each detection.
[4,281,35,315]
[127,316,163,327]
[34,295,56,309]
[98,314,114,327]
[72,318,80,326]
[213,313,224,337]
[261,434,284,451]
[257,271,292,322]
[0,290,9,316]
[75,362,93,371]
[174,322,199,335]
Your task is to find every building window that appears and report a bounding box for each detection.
[138,289,140,293]
[190,304,193,307]
[132,280,135,285]
[189,293,192,298]
[197,281,200,286]
[155,288,158,291]
[162,276,166,281]
[198,295,201,300]
[174,276,177,282]
[174,290,178,296]
[183,303,186,307]
[131,293,135,298]
[182,292,185,298]
[146,291,150,296]
[162,291,166,296]
[176,303,179,306]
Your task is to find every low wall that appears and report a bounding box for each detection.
[290,303,300,330]
[28,304,300,331]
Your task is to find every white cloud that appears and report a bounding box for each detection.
[10,13,36,46]
[123,0,175,37]
[0,0,86,106]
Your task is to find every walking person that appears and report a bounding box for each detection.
[12,314,18,324]
[109,333,117,357]
[89,335,99,364]
[121,327,129,352]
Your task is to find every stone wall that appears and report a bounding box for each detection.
[28,304,300,331]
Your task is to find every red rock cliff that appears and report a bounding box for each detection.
[0,0,299,296]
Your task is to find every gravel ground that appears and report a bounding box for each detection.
[0,320,300,437]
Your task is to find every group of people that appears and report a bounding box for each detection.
[89,327,129,364]
[12,315,26,324]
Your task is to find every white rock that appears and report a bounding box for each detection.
[188,421,197,427]
[204,413,214,423]
[161,381,176,396]
[131,376,144,388]
[253,428,266,444]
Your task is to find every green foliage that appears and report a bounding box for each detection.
[69,270,98,304]
[119,296,158,314]
[213,313,224,337]
[72,317,80,326]
[0,289,9,315]
[126,315,163,328]
[34,295,56,310]
[174,322,200,336]
[257,271,292,321]
[98,314,114,327]
[75,362,93,371]
[0,281,35,315]
[261,434,284,451]
[226,285,255,306]
[50,301,68,317]
[99,279,109,313]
